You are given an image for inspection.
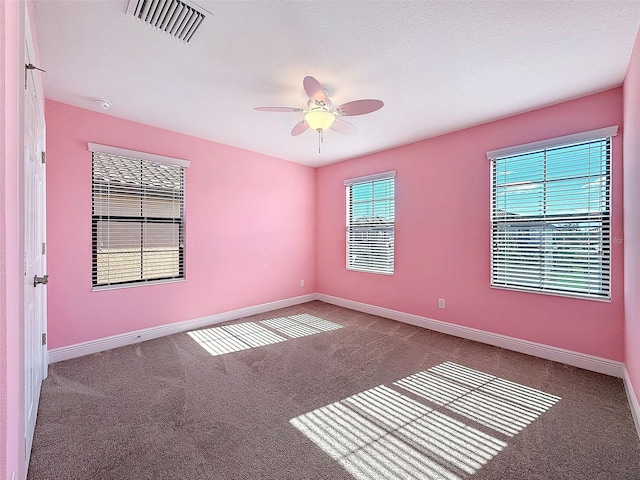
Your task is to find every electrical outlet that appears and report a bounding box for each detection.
[300,279,305,287]
[438,298,446,309]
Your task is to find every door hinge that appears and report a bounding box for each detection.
[26,63,46,73]
[24,63,45,90]
[41,333,47,346]
[42,242,46,254]
[41,151,46,164]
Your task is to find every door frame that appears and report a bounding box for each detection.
[22,3,48,474]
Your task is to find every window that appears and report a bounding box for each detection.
[488,126,617,300]
[90,143,189,288]
[345,171,396,275]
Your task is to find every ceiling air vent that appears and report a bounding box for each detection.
[126,0,206,42]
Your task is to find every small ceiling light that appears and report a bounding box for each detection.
[93,99,112,110]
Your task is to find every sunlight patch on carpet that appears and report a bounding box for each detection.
[291,385,505,480]
[187,322,286,356]
[261,314,343,338]
[188,314,343,356]
[291,362,560,479]
[394,362,560,437]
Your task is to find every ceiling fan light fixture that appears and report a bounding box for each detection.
[255,76,383,152]
[304,109,335,131]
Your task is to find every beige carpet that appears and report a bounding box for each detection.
[28,301,640,479]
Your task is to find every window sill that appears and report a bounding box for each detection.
[92,277,186,292]
[347,267,395,276]
[490,284,611,302]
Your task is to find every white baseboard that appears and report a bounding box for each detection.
[316,294,624,378]
[623,366,640,438]
[49,292,625,380]
[48,294,316,363]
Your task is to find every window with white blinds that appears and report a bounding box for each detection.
[91,146,188,288]
[488,127,616,300]
[345,171,395,275]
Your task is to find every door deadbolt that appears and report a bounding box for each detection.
[33,274,48,287]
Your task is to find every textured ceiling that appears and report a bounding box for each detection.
[33,0,640,167]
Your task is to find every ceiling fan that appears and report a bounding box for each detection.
[255,76,383,152]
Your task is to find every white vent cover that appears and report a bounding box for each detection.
[126,0,206,42]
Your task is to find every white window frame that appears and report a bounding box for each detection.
[487,126,617,300]
[345,171,396,275]
[89,143,189,290]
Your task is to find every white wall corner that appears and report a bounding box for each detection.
[316,294,625,378]
[48,294,317,363]
[623,366,640,439]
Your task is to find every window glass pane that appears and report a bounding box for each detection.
[143,223,180,248]
[96,220,141,249]
[93,193,142,217]
[351,182,372,199]
[495,183,544,217]
[95,250,142,285]
[501,151,545,184]
[143,196,181,218]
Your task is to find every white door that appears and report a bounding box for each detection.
[23,7,47,466]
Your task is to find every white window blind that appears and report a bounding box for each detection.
[91,149,187,288]
[345,171,395,275]
[489,128,616,300]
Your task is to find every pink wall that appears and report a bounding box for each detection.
[317,88,625,360]
[624,28,640,408]
[46,100,316,349]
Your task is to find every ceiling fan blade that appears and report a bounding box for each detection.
[291,120,309,136]
[254,106,302,112]
[336,99,384,116]
[303,76,329,105]
[330,117,357,135]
